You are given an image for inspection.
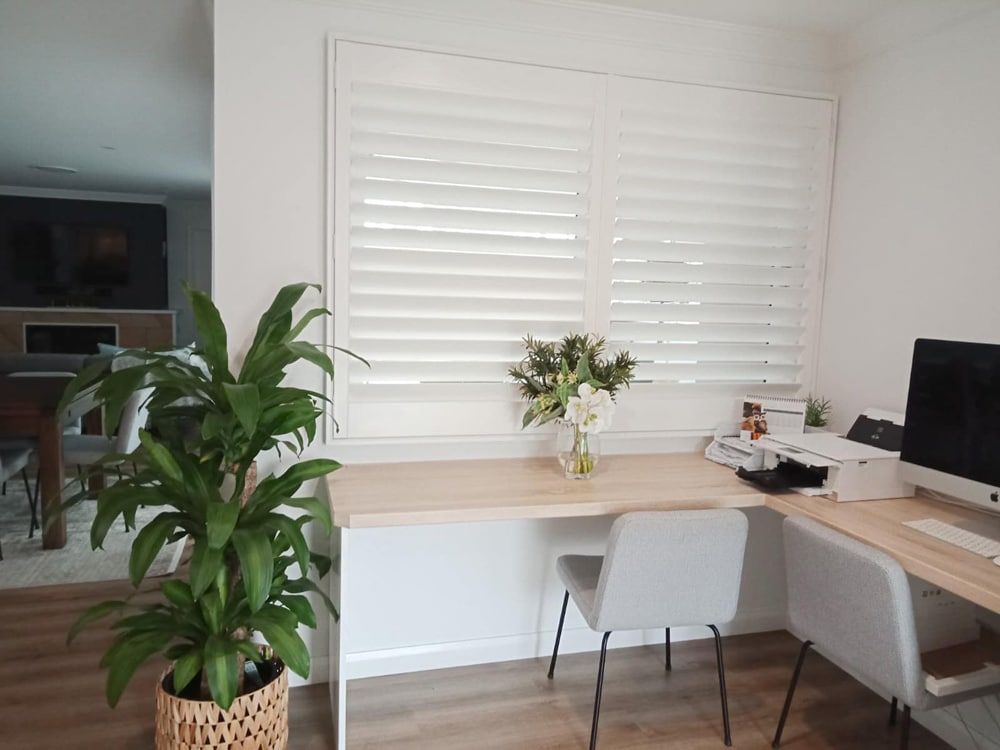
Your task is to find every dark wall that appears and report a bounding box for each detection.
[0,196,167,309]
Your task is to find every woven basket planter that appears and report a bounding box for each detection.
[154,661,288,750]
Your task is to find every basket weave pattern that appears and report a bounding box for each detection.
[154,666,288,750]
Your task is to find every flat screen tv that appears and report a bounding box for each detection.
[0,196,167,309]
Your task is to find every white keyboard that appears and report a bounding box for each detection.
[904,518,1000,558]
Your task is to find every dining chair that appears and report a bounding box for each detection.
[65,387,151,490]
[773,515,1000,750]
[547,510,749,749]
[0,446,39,558]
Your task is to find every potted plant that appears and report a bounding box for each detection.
[61,282,360,749]
[804,394,833,432]
[509,334,636,478]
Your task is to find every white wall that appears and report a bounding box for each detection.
[818,8,1000,749]
[817,8,1000,432]
[165,197,212,344]
[212,0,836,691]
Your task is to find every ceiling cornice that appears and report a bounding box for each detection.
[297,0,835,72]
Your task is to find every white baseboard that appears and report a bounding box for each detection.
[916,701,1000,750]
[340,606,784,680]
[289,656,330,688]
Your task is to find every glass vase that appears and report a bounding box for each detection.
[557,421,600,480]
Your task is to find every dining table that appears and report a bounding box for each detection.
[0,375,99,550]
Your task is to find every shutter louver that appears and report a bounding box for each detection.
[605,79,833,386]
[336,44,601,435]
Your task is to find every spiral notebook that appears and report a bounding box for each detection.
[739,393,806,442]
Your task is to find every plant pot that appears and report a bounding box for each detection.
[154,660,288,750]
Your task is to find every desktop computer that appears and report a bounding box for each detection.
[900,339,1000,560]
[900,338,1000,512]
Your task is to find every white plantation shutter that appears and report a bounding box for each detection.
[331,44,835,440]
[333,43,602,437]
[601,77,833,389]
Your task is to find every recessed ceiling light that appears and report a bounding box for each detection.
[29,164,79,174]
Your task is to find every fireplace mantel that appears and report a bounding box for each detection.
[0,308,176,353]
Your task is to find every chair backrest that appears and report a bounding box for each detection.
[591,510,749,632]
[783,516,924,706]
[115,387,153,454]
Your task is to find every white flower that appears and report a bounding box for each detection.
[565,384,615,434]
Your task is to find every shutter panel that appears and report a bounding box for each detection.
[334,43,602,437]
[603,78,834,386]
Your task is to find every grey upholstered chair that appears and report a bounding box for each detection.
[774,516,1000,749]
[64,387,151,489]
[547,510,749,749]
[0,446,38,559]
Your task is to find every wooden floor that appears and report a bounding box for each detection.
[0,578,951,749]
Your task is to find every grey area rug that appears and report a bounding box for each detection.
[0,477,183,590]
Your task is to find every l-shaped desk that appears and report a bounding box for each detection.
[326,452,1000,748]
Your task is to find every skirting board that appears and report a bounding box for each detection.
[318,606,785,683]
[916,705,1000,750]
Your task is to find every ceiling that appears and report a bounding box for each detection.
[584,0,918,35]
[0,0,212,198]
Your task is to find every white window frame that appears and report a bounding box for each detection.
[324,36,837,444]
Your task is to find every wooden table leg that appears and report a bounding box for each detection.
[39,414,66,550]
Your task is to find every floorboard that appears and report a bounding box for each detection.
[0,578,951,749]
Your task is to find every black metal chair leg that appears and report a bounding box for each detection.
[899,705,910,750]
[665,627,671,671]
[589,631,612,750]
[772,639,813,748]
[889,696,898,726]
[708,625,732,746]
[548,591,569,679]
[21,468,38,538]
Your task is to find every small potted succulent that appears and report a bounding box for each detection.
[804,394,833,432]
[509,334,636,478]
[61,283,362,749]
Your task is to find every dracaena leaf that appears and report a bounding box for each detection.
[189,537,225,598]
[222,382,261,436]
[232,529,274,612]
[128,512,184,586]
[204,636,238,710]
[186,285,231,382]
[171,647,202,695]
[67,600,128,645]
[205,499,241,550]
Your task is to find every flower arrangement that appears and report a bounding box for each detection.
[509,334,637,428]
[509,334,637,478]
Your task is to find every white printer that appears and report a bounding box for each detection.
[756,409,915,502]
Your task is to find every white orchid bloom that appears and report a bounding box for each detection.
[565,383,615,434]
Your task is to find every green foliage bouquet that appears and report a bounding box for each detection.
[509,333,637,429]
[61,282,362,710]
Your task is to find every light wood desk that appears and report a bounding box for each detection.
[765,492,1000,614]
[325,452,767,748]
[325,452,1000,748]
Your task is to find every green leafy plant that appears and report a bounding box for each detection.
[509,333,637,428]
[61,282,364,710]
[804,394,832,428]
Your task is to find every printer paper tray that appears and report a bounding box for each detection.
[761,441,840,468]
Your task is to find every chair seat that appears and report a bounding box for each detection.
[557,554,604,626]
[0,448,32,480]
[63,434,117,466]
